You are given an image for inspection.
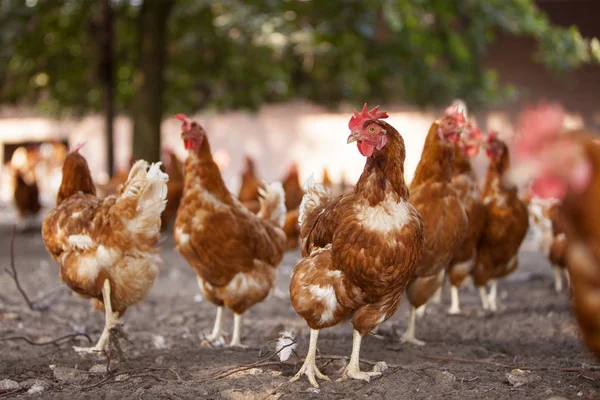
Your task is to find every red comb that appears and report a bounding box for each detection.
[444,103,466,125]
[69,142,86,153]
[514,102,565,158]
[174,113,192,131]
[348,103,389,131]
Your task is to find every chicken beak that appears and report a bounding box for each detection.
[347,131,360,144]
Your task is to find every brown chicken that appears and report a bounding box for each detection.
[282,163,304,212]
[282,208,301,250]
[160,150,185,231]
[402,105,469,344]
[41,145,168,353]
[289,104,424,386]
[173,114,286,347]
[509,103,600,355]
[10,146,41,230]
[446,122,486,315]
[238,155,262,213]
[472,132,529,312]
[322,167,334,193]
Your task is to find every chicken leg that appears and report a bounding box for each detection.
[229,313,246,347]
[448,285,461,315]
[289,329,330,387]
[202,306,226,345]
[338,330,382,382]
[478,286,490,310]
[488,279,498,312]
[553,266,563,293]
[400,305,425,346]
[74,279,120,354]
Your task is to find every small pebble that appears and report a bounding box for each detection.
[505,369,540,387]
[372,361,388,373]
[89,364,109,374]
[0,379,19,390]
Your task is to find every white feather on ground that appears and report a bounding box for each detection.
[276,330,297,362]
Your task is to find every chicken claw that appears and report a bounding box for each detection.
[74,279,121,355]
[289,329,330,388]
[338,331,383,382]
[201,306,227,346]
[337,367,381,383]
[400,306,426,346]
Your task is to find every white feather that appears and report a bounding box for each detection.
[257,181,286,227]
[276,330,297,362]
[299,174,331,224]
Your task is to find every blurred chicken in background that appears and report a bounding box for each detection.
[10,146,41,230]
[238,155,262,214]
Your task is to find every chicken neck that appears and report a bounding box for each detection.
[354,121,410,204]
[410,123,454,188]
[185,137,233,205]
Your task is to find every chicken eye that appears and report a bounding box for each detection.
[368,125,377,133]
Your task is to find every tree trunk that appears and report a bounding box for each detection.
[131,0,174,163]
[100,0,115,177]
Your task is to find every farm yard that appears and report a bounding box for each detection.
[2,1,600,399]
[0,219,597,400]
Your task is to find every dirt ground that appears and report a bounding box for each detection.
[1,214,599,400]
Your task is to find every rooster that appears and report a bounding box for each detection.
[508,103,600,355]
[446,120,486,315]
[238,155,262,214]
[173,114,286,347]
[289,104,424,387]
[401,104,469,344]
[473,132,529,311]
[41,145,168,353]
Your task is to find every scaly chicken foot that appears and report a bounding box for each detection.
[290,329,330,387]
[229,313,248,348]
[74,279,121,354]
[400,305,425,346]
[448,285,462,315]
[201,306,227,346]
[338,330,382,383]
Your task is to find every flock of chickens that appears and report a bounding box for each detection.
[9,100,600,387]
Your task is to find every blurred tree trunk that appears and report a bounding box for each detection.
[131,0,174,163]
[100,0,115,177]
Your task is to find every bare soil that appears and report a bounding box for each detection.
[1,218,598,399]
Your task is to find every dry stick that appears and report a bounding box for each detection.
[4,226,36,310]
[0,332,92,346]
[418,354,513,369]
[0,388,25,398]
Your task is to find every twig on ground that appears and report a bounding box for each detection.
[0,388,26,398]
[4,226,36,310]
[0,332,92,346]
[418,354,513,369]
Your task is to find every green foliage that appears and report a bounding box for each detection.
[0,0,598,117]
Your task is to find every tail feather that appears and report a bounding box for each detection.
[298,174,331,224]
[257,181,286,228]
[117,160,169,237]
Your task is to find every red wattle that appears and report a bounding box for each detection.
[357,141,374,157]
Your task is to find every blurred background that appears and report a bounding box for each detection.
[0,0,599,225]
